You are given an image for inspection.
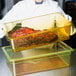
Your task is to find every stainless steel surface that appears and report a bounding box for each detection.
[1,47,76,76]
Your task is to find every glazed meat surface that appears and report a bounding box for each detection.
[11,27,40,38]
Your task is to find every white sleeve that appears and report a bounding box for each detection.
[0,1,25,38]
[2,1,25,23]
[48,1,72,21]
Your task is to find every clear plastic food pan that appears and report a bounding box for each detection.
[4,13,72,52]
[2,42,73,76]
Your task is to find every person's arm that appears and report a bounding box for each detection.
[56,2,76,35]
[47,0,72,21]
[0,1,25,38]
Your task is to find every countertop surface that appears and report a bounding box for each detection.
[0,47,76,76]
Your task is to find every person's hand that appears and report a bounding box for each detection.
[65,15,76,35]
[0,25,5,38]
[65,15,72,21]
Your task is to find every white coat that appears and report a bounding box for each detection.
[0,0,73,38]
